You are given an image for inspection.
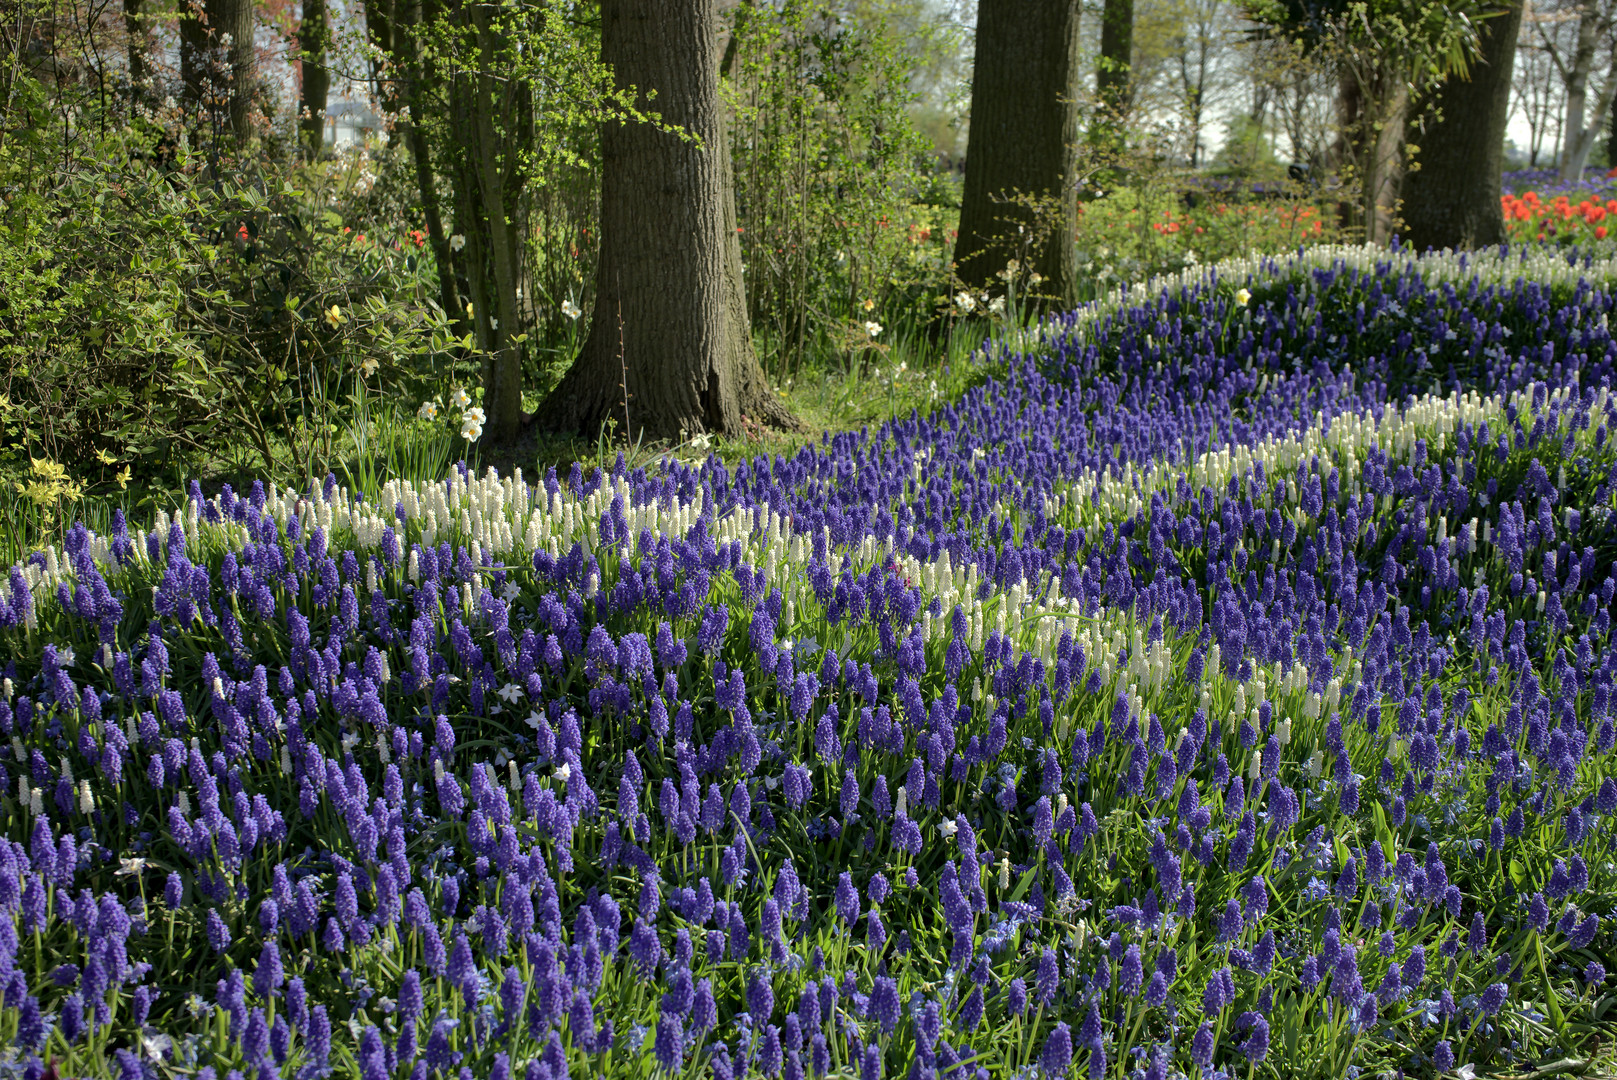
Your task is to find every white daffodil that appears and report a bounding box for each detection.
[954,291,976,312]
[561,299,582,320]
[417,400,440,421]
[864,321,883,338]
[450,386,472,408]
[988,296,1006,315]
[463,405,486,425]
[449,233,466,252]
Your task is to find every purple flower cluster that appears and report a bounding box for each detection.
[0,246,1613,1076]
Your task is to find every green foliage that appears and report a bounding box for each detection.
[727,0,956,381]
[0,79,471,510]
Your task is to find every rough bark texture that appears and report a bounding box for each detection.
[534,0,798,441]
[179,0,253,141]
[215,0,254,142]
[1400,1,1523,251]
[299,0,330,156]
[952,0,1081,308]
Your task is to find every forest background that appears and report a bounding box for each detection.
[1,0,1610,557]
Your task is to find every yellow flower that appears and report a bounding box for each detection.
[360,357,380,378]
[862,298,875,312]
[1235,288,1251,307]
[115,466,131,490]
[324,304,345,328]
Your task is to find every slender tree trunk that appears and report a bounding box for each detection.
[953,0,1081,308]
[398,0,462,330]
[299,0,329,156]
[1609,65,1617,164]
[123,0,151,103]
[1096,0,1132,125]
[364,0,402,119]
[1401,0,1523,250]
[535,0,798,440]
[1559,0,1602,181]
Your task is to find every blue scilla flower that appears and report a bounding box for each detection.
[835,872,860,925]
[1191,1021,1215,1069]
[1041,1022,1073,1076]
[654,1010,683,1073]
[1007,977,1027,1018]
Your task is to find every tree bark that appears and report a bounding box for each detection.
[179,0,208,112]
[299,0,330,156]
[397,0,463,331]
[534,0,798,441]
[1400,1,1523,251]
[123,0,152,103]
[1096,0,1132,122]
[1558,0,1603,181]
[952,0,1081,309]
[214,0,255,142]
[1564,49,1617,177]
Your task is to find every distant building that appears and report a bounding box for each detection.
[325,99,386,149]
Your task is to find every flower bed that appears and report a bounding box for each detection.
[2,245,1616,1079]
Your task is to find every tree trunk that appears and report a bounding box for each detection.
[179,0,208,112]
[213,0,255,142]
[534,0,798,441]
[397,0,463,331]
[1565,49,1617,176]
[124,0,151,103]
[299,0,329,156]
[1096,0,1132,124]
[1558,0,1601,182]
[364,0,403,120]
[1400,0,1523,251]
[952,0,1081,309]
[1609,65,1617,164]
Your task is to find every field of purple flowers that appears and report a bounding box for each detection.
[2,243,1616,1080]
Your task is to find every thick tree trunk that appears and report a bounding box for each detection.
[534,0,798,441]
[214,0,255,142]
[179,0,208,112]
[952,0,1081,309]
[1400,1,1523,251]
[299,0,329,156]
